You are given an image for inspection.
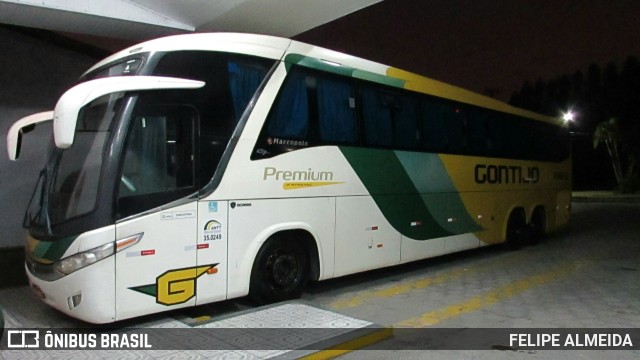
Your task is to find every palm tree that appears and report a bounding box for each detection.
[593,118,623,184]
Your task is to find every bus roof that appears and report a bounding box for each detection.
[84,33,293,76]
[85,32,560,125]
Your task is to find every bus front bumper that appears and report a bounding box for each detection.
[25,256,116,324]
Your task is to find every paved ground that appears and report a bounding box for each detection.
[1,201,639,359]
[572,191,640,203]
[306,201,640,359]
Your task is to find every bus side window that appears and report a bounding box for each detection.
[316,75,358,144]
[256,66,358,159]
[359,84,419,150]
[361,85,393,147]
[393,93,419,149]
[487,115,506,157]
[228,61,269,124]
[501,114,524,159]
[152,51,274,186]
[267,69,310,139]
[467,107,491,156]
[442,105,467,153]
[421,99,447,152]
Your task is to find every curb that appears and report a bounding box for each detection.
[572,196,640,203]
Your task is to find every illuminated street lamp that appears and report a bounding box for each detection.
[562,110,575,123]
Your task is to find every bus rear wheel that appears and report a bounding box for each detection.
[506,210,528,250]
[249,235,309,305]
[529,207,546,245]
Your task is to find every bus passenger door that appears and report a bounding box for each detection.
[195,200,228,305]
[113,105,200,320]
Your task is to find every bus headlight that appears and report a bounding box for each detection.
[54,242,115,275]
[53,233,143,275]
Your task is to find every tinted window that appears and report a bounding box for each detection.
[421,99,447,151]
[115,52,274,217]
[254,64,569,162]
[467,107,491,156]
[267,68,310,139]
[361,85,393,147]
[422,99,467,153]
[361,85,419,149]
[317,75,357,143]
[442,105,467,153]
[49,94,122,225]
[152,51,274,186]
[255,66,357,158]
[117,104,196,219]
[393,93,419,149]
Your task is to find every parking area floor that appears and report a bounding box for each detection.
[305,202,640,358]
[1,202,639,359]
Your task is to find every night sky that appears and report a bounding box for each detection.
[295,0,640,104]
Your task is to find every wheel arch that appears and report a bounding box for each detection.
[247,225,321,304]
[228,220,325,300]
[264,228,321,282]
[247,223,322,285]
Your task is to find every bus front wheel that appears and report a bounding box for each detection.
[249,235,309,305]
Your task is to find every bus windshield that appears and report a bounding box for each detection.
[49,94,121,224]
[25,93,124,232]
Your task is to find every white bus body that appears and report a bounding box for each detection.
[8,33,571,323]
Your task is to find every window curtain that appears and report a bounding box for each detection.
[361,86,392,146]
[228,62,268,124]
[317,77,357,143]
[394,97,418,148]
[422,101,447,150]
[267,70,309,138]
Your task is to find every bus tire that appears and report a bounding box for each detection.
[506,209,528,250]
[529,207,546,245]
[249,234,309,305]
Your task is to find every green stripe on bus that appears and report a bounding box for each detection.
[284,54,406,89]
[39,236,77,262]
[395,152,483,234]
[32,240,52,259]
[339,147,451,240]
[284,54,354,77]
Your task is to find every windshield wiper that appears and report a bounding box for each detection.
[23,168,44,227]
[23,164,54,237]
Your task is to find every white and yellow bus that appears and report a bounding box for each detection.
[7,33,571,323]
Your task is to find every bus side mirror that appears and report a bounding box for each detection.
[6,111,54,160]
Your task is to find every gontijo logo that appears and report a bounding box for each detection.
[474,164,540,184]
[263,166,344,190]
